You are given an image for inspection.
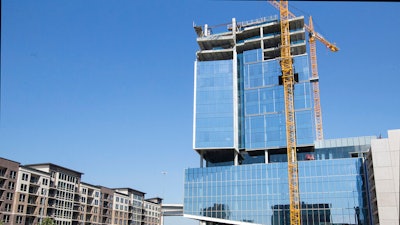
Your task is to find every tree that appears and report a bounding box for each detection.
[39,218,54,225]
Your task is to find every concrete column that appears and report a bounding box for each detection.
[260,27,264,53]
[232,17,239,154]
[265,150,269,164]
[200,151,204,168]
[234,151,239,166]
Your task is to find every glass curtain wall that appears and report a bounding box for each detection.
[195,60,234,148]
[184,158,369,225]
[242,49,314,149]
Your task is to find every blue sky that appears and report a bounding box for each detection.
[1,1,399,224]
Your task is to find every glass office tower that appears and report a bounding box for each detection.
[186,16,373,225]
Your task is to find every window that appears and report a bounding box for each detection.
[82,188,87,194]
[94,199,98,205]
[19,194,26,202]
[5,203,12,212]
[95,191,99,197]
[3,215,10,223]
[16,216,23,224]
[10,170,17,179]
[22,173,29,181]
[17,204,24,213]
[20,184,27,192]
[6,192,13,200]
[42,178,48,185]
[8,181,15,190]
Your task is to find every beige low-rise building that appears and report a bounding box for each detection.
[367,129,400,225]
[0,158,163,225]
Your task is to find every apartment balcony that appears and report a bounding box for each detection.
[87,190,94,196]
[26,205,39,215]
[29,177,40,186]
[0,169,7,180]
[86,205,93,212]
[28,187,39,195]
[27,196,38,204]
[24,216,39,225]
[46,208,55,216]
[49,183,57,190]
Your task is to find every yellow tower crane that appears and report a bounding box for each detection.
[278,1,301,225]
[268,0,339,140]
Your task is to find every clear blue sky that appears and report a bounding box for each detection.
[1,1,399,224]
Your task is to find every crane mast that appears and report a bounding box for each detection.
[279,1,301,225]
[308,16,324,140]
[268,0,339,140]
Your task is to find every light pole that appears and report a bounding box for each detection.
[161,171,167,199]
[161,171,167,225]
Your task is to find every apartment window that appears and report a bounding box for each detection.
[82,188,87,194]
[22,173,29,181]
[42,178,48,185]
[41,188,47,195]
[16,216,23,224]
[17,204,24,213]
[20,184,27,192]
[95,191,99,197]
[6,192,13,200]
[8,181,15,190]
[10,170,17,179]
[5,203,12,212]
[19,194,26,202]
[3,215,10,223]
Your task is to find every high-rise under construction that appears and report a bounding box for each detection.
[184,15,376,225]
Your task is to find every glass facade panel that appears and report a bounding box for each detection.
[195,60,234,148]
[184,158,369,225]
[242,50,315,150]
